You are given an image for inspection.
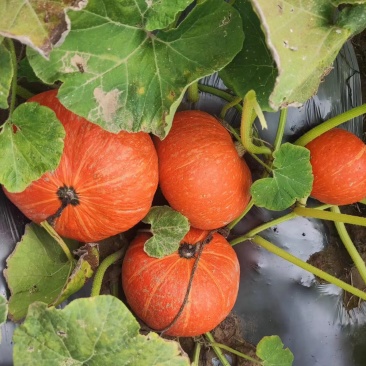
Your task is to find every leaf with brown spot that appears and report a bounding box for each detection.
[0,0,87,58]
[26,0,244,137]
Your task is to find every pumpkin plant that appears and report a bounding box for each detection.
[154,110,252,230]
[3,90,159,242]
[122,227,240,337]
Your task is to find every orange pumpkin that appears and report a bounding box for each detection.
[154,110,252,230]
[122,228,240,337]
[3,90,159,242]
[306,128,366,205]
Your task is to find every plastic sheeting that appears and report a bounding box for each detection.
[0,41,364,365]
[186,42,366,366]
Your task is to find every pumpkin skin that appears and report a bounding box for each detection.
[306,128,366,205]
[154,110,252,230]
[3,90,159,242]
[122,228,240,337]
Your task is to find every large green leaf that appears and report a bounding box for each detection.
[256,335,294,366]
[0,102,65,193]
[219,0,277,111]
[0,0,87,58]
[142,206,190,258]
[4,223,75,321]
[13,296,190,366]
[0,42,13,109]
[251,143,313,211]
[27,0,244,138]
[251,0,366,109]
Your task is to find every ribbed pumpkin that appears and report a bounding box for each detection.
[154,110,252,230]
[306,128,366,205]
[3,90,159,242]
[122,228,240,337]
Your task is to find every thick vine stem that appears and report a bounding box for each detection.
[209,342,261,364]
[294,103,366,147]
[187,82,199,103]
[252,235,366,301]
[273,108,288,152]
[294,206,366,227]
[240,90,272,155]
[90,247,126,297]
[205,332,231,366]
[40,221,74,263]
[331,206,366,285]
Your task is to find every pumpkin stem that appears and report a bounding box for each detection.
[47,185,80,225]
[159,229,218,336]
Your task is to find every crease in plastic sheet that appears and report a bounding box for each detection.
[181,42,366,366]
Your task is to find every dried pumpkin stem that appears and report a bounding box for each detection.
[159,230,216,335]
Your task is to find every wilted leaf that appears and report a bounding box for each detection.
[0,102,65,192]
[27,0,244,137]
[142,206,190,258]
[52,243,99,306]
[251,143,313,211]
[219,0,277,111]
[0,42,13,109]
[251,0,366,109]
[4,223,75,321]
[0,0,87,58]
[256,335,294,366]
[13,295,190,366]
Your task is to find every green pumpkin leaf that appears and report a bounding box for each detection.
[0,102,65,193]
[0,42,13,109]
[13,295,190,366]
[219,0,277,111]
[52,243,100,307]
[251,143,313,211]
[142,206,190,258]
[0,0,87,58]
[0,295,8,342]
[4,223,75,321]
[250,0,366,109]
[256,335,294,366]
[144,0,194,31]
[27,0,244,138]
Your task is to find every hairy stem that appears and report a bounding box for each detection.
[252,235,366,300]
[273,108,288,152]
[187,82,199,103]
[209,342,262,364]
[40,221,74,263]
[331,206,366,285]
[241,90,272,155]
[205,332,231,366]
[294,206,366,227]
[16,85,34,100]
[220,96,242,119]
[192,340,202,366]
[91,248,126,297]
[197,84,243,113]
[294,103,366,147]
